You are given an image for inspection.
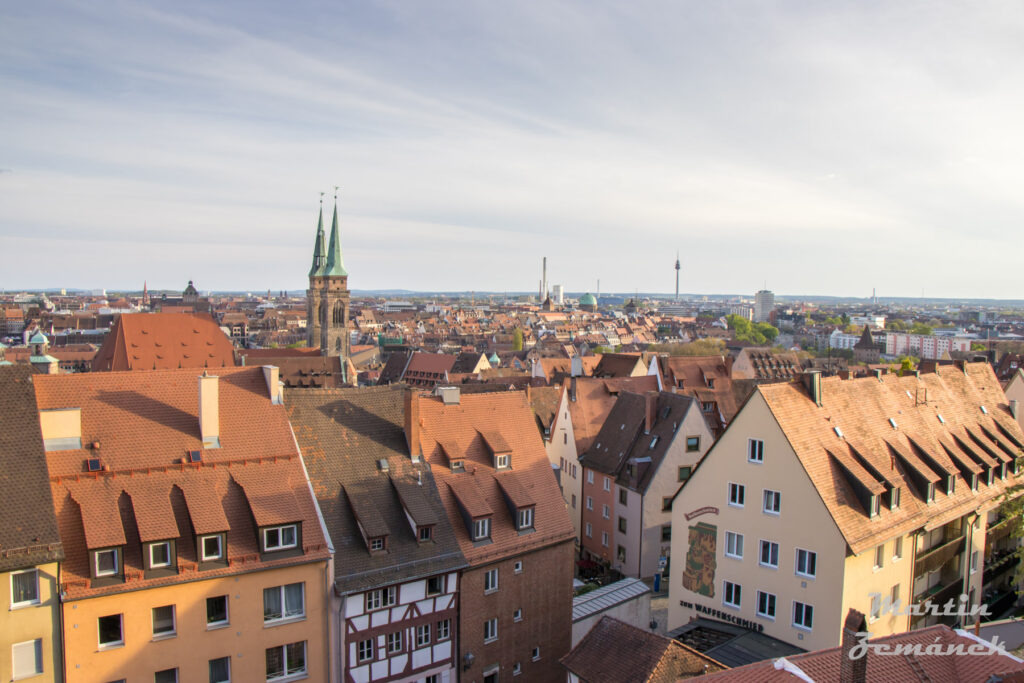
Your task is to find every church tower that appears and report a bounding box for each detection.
[306,197,327,348]
[306,191,350,358]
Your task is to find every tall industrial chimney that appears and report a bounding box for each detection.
[542,256,547,301]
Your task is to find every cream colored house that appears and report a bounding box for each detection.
[669,363,1024,653]
[1003,368,1024,433]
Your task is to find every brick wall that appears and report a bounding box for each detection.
[459,540,574,683]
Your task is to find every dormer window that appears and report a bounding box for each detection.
[869,495,880,518]
[1000,463,1007,480]
[517,507,535,531]
[369,536,387,552]
[987,468,995,486]
[926,483,936,503]
[94,548,120,578]
[451,459,465,473]
[263,524,298,552]
[946,476,955,496]
[473,517,492,541]
[148,541,173,569]
[199,534,224,562]
[418,525,434,543]
[889,487,901,510]
[495,454,510,470]
[971,474,979,491]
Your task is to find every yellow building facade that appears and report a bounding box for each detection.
[1,561,63,682]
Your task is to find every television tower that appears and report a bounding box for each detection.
[674,251,681,301]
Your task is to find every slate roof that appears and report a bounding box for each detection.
[580,391,699,494]
[757,363,1024,554]
[560,616,726,682]
[0,366,63,572]
[35,367,328,600]
[92,313,236,371]
[697,624,1024,682]
[418,391,575,566]
[285,385,466,594]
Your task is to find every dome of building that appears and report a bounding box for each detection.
[579,293,597,306]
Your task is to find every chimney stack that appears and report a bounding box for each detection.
[198,371,220,448]
[571,355,583,378]
[262,365,282,404]
[405,388,421,461]
[644,392,658,434]
[839,609,868,683]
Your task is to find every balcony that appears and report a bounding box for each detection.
[983,550,1019,587]
[986,517,1014,548]
[915,534,966,576]
[911,578,964,627]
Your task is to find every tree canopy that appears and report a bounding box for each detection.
[725,314,779,345]
[512,328,523,351]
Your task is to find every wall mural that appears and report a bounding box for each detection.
[682,522,717,598]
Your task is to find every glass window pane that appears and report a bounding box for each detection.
[286,641,306,674]
[207,596,228,624]
[12,571,38,604]
[209,656,230,683]
[282,526,296,546]
[153,605,175,634]
[264,587,282,621]
[284,583,304,617]
[266,646,284,678]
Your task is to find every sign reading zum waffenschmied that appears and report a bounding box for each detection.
[682,521,716,598]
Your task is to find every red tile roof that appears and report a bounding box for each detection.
[92,313,235,371]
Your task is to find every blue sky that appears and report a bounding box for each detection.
[2,1,1024,297]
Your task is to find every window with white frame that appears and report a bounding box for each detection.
[874,544,884,570]
[437,619,451,640]
[870,593,881,621]
[152,605,176,637]
[725,532,744,559]
[11,639,43,678]
[484,618,498,642]
[756,591,776,619]
[209,656,230,683]
[793,601,814,630]
[893,536,903,561]
[587,470,594,484]
[603,476,611,491]
[748,439,764,463]
[149,541,172,569]
[264,583,305,623]
[154,669,178,683]
[602,504,610,519]
[266,641,307,681]
[512,663,522,676]
[795,548,817,578]
[387,632,402,654]
[586,496,593,510]
[518,507,534,530]
[200,534,224,562]
[98,614,123,648]
[369,537,385,552]
[474,517,491,541]
[207,595,228,626]
[723,581,741,608]
[728,483,745,507]
[601,532,609,547]
[484,568,498,593]
[971,550,979,573]
[495,454,509,469]
[513,608,523,622]
[263,524,298,552]
[365,586,396,611]
[10,569,39,607]
[585,522,592,538]
[759,540,779,569]
[416,624,431,647]
[94,548,119,577]
[514,560,523,574]
[532,646,541,661]
[762,489,781,515]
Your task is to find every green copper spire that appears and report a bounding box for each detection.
[323,188,348,277]
[308,195,327,278]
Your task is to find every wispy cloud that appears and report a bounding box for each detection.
[2,0,1023,296]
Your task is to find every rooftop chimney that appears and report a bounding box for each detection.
[262,365,282,404]
[644,392,658,434]
[571,355,583,378]
[404,389,421,461]
[198,371,220,448]
[839,609,868,683]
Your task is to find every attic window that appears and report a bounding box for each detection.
[937,414,946,424]
[94,548,120,578]
[187,450,202,463]
[833,426,845,439]
[263,524,298,552]
[418,526,433,542]
[87,458,102,472]
[451,459,465,473]
[981,405,988,415]
[517,507,534,531]
[888,418,898,430]
[869,495,880,518]
[495,454,510,470]
[369,536,386,553]
[946,476,955,496]
[661,407,671,419]
[926,482,935,503]
[473,517,492,541]
[889,487,901,510]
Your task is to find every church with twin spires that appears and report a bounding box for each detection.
[306,195,351,358]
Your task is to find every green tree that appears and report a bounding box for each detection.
[648,339,727,356]
[886,319,907,332]
[754,322,779,343]
[910,323,934,335]
[512,328,523,351]
[898,356,916,376]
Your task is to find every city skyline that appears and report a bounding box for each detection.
[3,1,1024,297]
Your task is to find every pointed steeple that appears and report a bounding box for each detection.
[308,194,327,278]
[323,187,348,277]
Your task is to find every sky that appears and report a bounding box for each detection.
[2,1,1024,298]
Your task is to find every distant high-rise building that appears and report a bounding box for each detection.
[553,284,564,304]
[754,289,774,322]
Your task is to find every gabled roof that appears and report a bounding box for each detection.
[0,366,63,572]
[566,375,661,455]
[757,363,1024,554]
[419,391,575,565]
[697,624,1024,682]
[92,313,236,371]
[286,385,466,594]
[37,367,328,600]
[560,616,726,682]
